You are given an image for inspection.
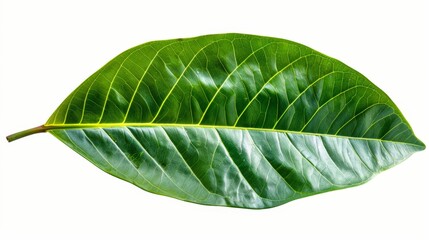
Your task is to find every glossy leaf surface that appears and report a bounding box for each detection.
[8,33,425,208]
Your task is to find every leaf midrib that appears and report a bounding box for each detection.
[42,123,423,148]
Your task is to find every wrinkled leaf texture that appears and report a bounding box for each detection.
[11,33,425,208]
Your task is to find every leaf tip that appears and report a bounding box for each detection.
[414,137,426,151]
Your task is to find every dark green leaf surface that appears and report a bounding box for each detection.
[8,33,425,208]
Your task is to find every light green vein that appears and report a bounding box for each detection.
[123,41,186,123]
[97,47,144,123]
[39,122,423,148]
[198,42,281,124]
[151,39,230,123]
[299,85,372,132]
[272,70,340,129]
[234,53,318,126]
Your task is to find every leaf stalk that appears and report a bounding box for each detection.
[6,125,48,142]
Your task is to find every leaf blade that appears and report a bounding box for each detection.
[49,126,422,208]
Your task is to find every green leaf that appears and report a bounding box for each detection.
[7,33,425,209]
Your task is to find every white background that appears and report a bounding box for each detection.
[1,0,428,239]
